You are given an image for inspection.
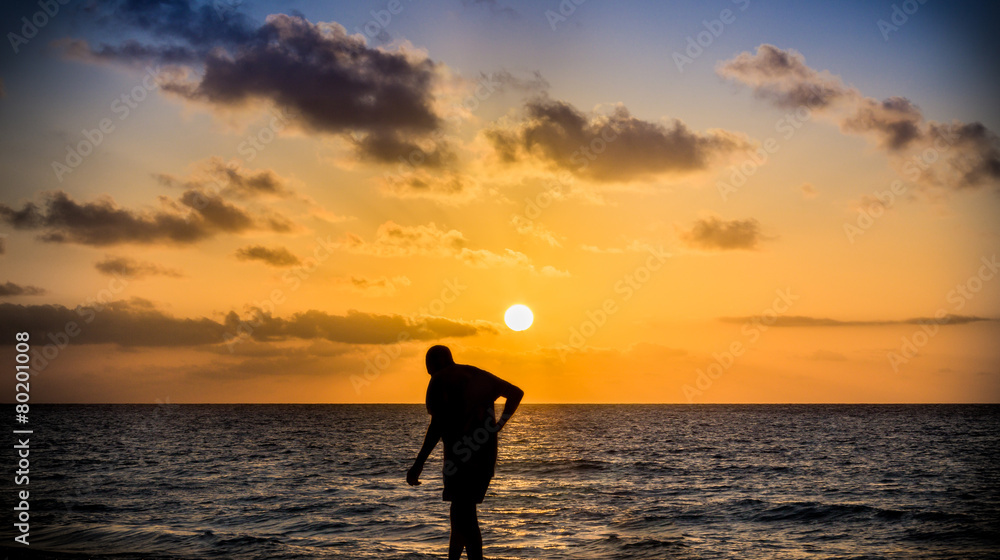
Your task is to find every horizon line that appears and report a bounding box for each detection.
[10,402,1000,405]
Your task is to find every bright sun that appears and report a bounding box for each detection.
[504,304,534,331]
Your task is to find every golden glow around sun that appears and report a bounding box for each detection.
[504,304,534,331]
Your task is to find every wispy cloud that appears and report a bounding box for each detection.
[718,44,1000,192]
[379,170,482,204]
[234,245,302,268]
[0,281,46,297]
[485,99,753,182]
[61,4,453,168]
[511,215,562,247]
[155,157,294,199]
[719,314,997,326]
[0,190,294,247]
[339,221,570,276]
[95,256,184,279]
[680,216,765,251]
[332,275,412,297]
[0,300,495,347]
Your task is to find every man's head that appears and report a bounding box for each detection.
[425,345,455,374]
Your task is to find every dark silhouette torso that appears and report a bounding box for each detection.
[426,364,504,503]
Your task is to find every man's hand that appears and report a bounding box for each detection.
[496,383,524,432]
[406,463,423,486]
[408,422,441,487]
[493,416,509,432]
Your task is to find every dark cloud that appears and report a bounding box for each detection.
[719,315,996,327]
[95,256,183,279]
[0,300,494,347]
[178,190,253,231]
[922,122,1000,189]
[234,245,301,267]
[842,96,923,151]
[218,164,292,197]
[228,309,496,344]
[0,282,46,297]
[681,216,764,251]
[0,236,5,254]
[65,8,447,167]
[155,157,293,199]
[839,98,999,189]
[0,300,222,346]
[719,44,1000,192]
[486,99,751,182]
[0,201,42,229]
[716,44,848,109]
[0,190,292,246]
[380,170,480,203]
[61,38,203,65]
[167,15,439,133]
[67,0,259,64]
[349,133,454,168]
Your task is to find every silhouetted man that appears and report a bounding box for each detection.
[407,345,524,560]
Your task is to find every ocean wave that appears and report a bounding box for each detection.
[5,404,998,560]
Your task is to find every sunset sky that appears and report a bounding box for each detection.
[1,0,998,403]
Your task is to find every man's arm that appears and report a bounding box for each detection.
[407,420,441,486]
[494,379,524,432]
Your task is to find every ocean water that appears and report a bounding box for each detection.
[2,404,999,559]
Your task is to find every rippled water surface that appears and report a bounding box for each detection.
[3,404,998,559]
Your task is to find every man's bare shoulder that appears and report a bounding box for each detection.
[459,364,492,375]
[429,364,470,385]
[426,365,474,398]
[455,364,510,396]
[456,364,498,381]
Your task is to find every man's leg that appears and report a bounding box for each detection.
[449,500,482,560]
[449,501,467,559]
[464,502,482,560]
